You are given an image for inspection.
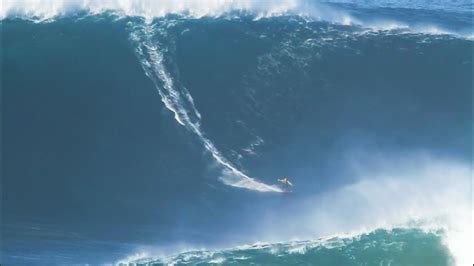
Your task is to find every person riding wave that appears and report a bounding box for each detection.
[278,177,293,187]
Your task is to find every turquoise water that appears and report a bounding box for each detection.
[126,229,452,265]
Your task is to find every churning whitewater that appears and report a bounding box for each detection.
[1,0,472,265]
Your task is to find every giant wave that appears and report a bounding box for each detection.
[1,1,472,265]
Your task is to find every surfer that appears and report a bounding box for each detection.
[278,177,293,187]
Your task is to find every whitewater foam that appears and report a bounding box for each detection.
[256,153,472,266]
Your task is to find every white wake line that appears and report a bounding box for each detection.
[130,24,282,193]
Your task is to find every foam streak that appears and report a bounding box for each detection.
[130,23,282,193]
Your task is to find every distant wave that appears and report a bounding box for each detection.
[323,0,473,12]
[129,22,283,193]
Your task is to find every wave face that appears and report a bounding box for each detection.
[1,1,472,265]
[122,228,453,265]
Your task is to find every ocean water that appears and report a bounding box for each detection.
[1,1,472,265]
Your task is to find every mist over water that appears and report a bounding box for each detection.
[1,0,472,265]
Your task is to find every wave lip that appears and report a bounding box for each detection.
[2,0,471,39]
[0,0,300,21]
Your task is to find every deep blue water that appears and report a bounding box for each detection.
[1,1,472,265]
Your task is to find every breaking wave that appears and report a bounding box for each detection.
[118,228,453,265]
[1,0,472,38]
[1,1,471,265]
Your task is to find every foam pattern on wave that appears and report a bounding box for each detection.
[129,22,283,193]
